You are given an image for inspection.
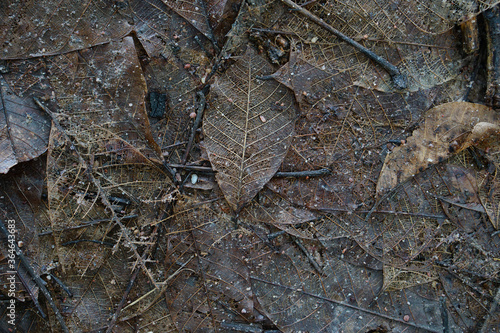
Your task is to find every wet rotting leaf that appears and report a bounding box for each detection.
[203,46,298,212]
[0,0,132,59]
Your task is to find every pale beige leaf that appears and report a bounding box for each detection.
[377,102,500,194]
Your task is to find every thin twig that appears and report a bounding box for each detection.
[182,91,206,165]
[167,163,214,173]
[275,168,331,178]
[38,215,137,236]
[293,238,324,276]
[0,220,70,333]
[281,0,407,89]
[61,239,115,247]
[47,273,73,297]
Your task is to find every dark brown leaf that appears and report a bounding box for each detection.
[163,0,217,46]
[0,0,132,59]
[204,46,298,212]
[0,60,52,173]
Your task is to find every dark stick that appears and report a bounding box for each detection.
[47,273,73,297]
[0,220,70,333]
[281,0,407,90]
[275,168,331,178]
[182,91,206,165]
[293,238,324,276]
[167,163,214,173]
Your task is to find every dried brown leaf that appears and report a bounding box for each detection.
[377,102,500,194]
[203,46,298,212]
[142,56,198,163]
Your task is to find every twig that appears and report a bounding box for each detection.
[38,215,137,236]
[167,163,214,173]
[275,168,331,178]
[47,273,73,297]
[281,0,407,90]
[293,238,324,276]
[182,91,206,165]
[0,220,69,333]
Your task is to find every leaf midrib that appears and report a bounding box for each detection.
[236,56,253,207]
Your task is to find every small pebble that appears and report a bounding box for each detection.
[191,174,198,184]
[189,112,197,119]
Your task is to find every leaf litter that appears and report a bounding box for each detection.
[0,0,499,332]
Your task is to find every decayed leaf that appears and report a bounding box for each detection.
[377,102,500,194]
[203,46,297,212]
[0,0,132,59]
[479,150,500,229]
[250,237,452,332]
[0,60,53,173]
[164,195,256,331]
[45,38,172,274]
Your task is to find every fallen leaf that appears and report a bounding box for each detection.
[0,0,132,59]
[0,61,53,173]
[203,46,298,212]
[377,102,500,194]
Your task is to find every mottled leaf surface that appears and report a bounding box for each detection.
[377,102,500,194]
[204,46,297,212]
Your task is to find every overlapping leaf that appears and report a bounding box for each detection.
[0,59,53,173]
[0,0,132,59]
[280,0,500,92]
[204,46,298,212]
